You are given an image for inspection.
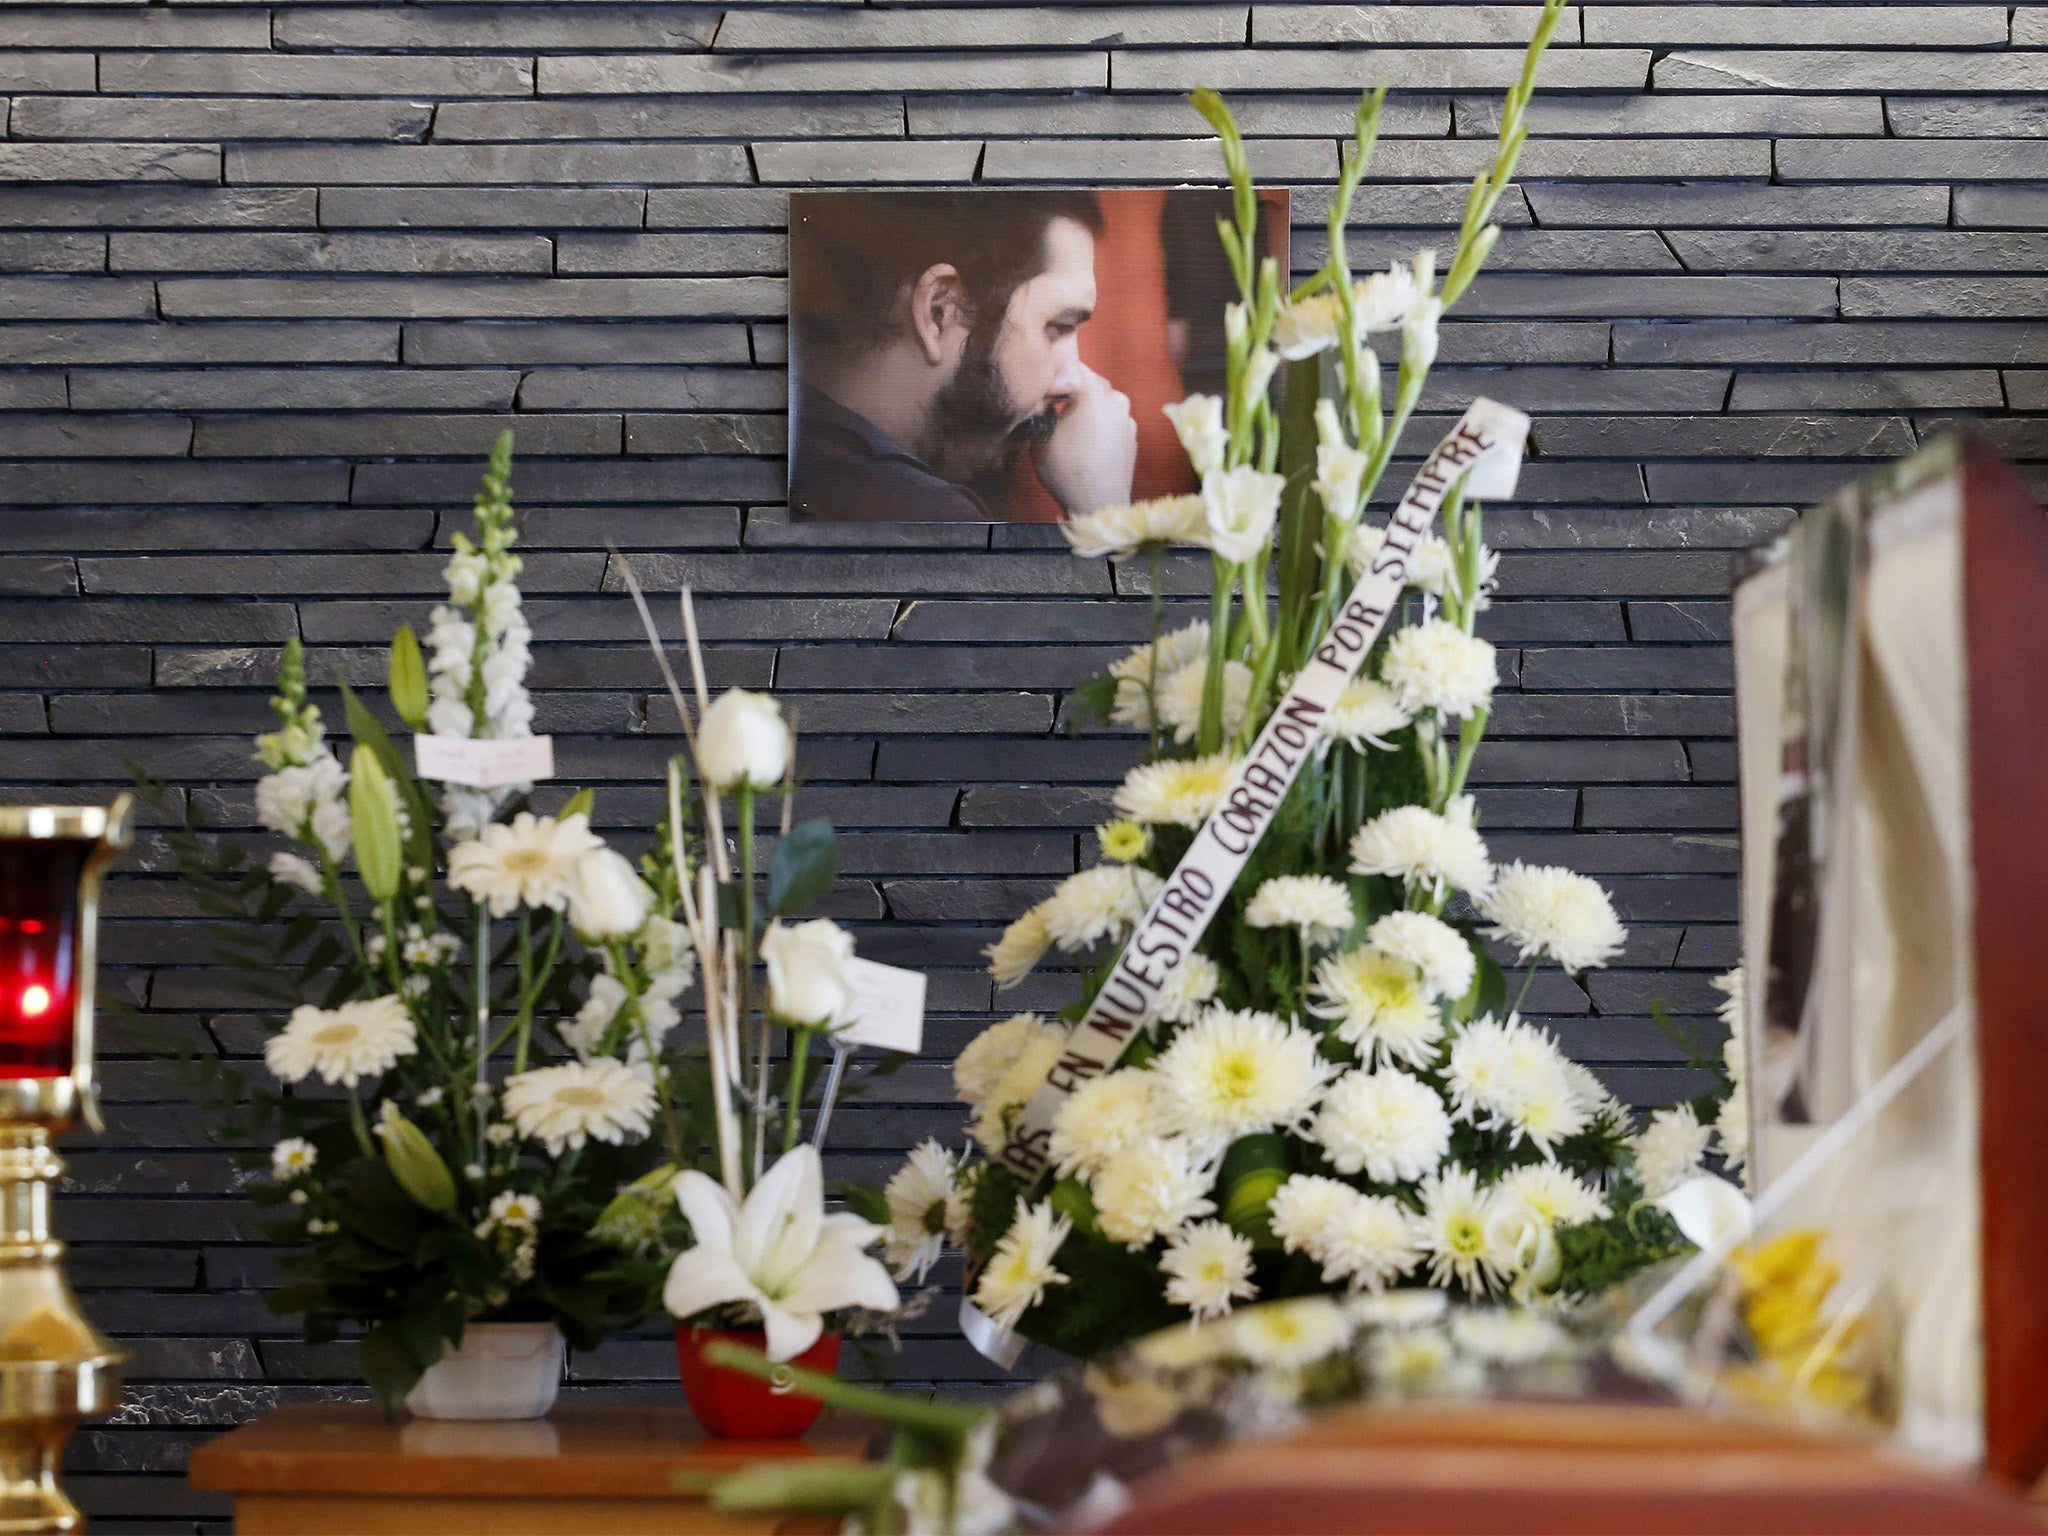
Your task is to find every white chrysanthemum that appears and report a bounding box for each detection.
[1113,753,1235,830]
[1348,797,1492,900]
[985,904,1052,990]
[1311,1070,1452,1184]
[973,1198,1071,1330]
[1152,952,1220,1027]
[1492,1162,1610,1228]
[954,1011,1063,1108]
[1269,1175,1420,1293]
[1307,945,1444,1067]
[1321,678,1412,753]
[271,1138,317,1180]
[1367,1327,1476,1398]
[1063,494,1207,557]
[1379,619,1497,720]
[970,1024,1069,1156]
[1451,1308,1566,1366]
[1230,1297,1351,1368]
[1151,1008,1334,1147]
[1090,1137,1216,1251]
[1481,863,1627,974]
[264,995,416,1089]
[1633,1104,1712,1198]
[1160,1220,1257,1320]
[1444,1015,1593,1154]
[883,1139,958,1282]
[502,1058,656,1157]
[1041,864,1163,952]
[1154,658,1253,747]
[1366,909,1478,1002]
[1243,874,1354,947]
[1346,1288,1448,1330]
[1048,1069,1158,1179]
[446,811,604,918]
[1109,621,1212,730]
[1415,1164,1504,1295]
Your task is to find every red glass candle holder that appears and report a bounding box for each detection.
[0,837,93,1078]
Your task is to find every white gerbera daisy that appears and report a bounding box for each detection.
[1481,863,1627,974]
[1113,753,1235,829]
[1367,910,1478,1002]
[1151,1008,1334,1147]
[1160,1220,1258,1320]
[1492,1162,1610,1227]
[1451,1308,1565,1366]
[1152,952,1220,1027]
[270,1138,317,1180]
[883,1139,958,1282]
[984,904,1052,989]
[1379,619,1496,720]
[1633,1103,1712,1198]
[1443,1015,1593,1154]
[969,1024,1070,1156]
[264,995,417,1089]
[1155,658,1253,747]
[1041,865,1163,952]
[1311,1070,1452,1184]
[1109,622,1212,731]
[1322,678,1412,752]
[1062,494,1207,557]
[1048,1069,1158,1179]
[446,811,604,918]
[502,1058,657,1157]
[1348,797,1492,900]
[973,1198,1071,1330]
[954,1011,1062,1108]
[1415,1164,1503,1295]
[1307,945,1445,1068]
[1243,874,1355,947]
[1230,1297,1351,1368]
[1269,1175,1420,1293]
[1090,1137,1216,1251]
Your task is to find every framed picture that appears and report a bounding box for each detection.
[787,187,1289,523]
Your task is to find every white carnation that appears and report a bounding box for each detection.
[1311,1069,1452,1184]
[1162,394,1227,480]
[1481,863,1627,974]
[1348,797,1492,900]
[1379,619,1496,720]
[1200,465,1284,564]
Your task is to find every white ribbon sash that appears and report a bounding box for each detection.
[995,398,1530,1180]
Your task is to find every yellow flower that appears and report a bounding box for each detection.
[1096,819,1152,864]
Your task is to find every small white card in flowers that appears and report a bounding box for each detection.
[836,957,925,1054]
[414,734,555,789]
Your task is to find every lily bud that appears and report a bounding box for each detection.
[348,746,402,902]
[375,1101,456,1214]
[695,689,791,791]
[388,625,429,731]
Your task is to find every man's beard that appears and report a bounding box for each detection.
[924,327,1056,484]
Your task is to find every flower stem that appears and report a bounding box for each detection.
[1198,558,1234,754]
[782,1025,814,1153]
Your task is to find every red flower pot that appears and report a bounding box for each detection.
[675,1327,839,1440]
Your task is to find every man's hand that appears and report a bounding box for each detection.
[1034,366,1137,517]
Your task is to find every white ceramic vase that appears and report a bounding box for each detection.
[403,1322,565,1421]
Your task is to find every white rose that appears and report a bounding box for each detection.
[696,689,791,791]
[1162,395,1227,480]
[1200,465,1285,564]
[567,848,653,940]
[759,918,856,1029]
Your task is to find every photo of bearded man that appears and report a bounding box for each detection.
[788,188,1286,524]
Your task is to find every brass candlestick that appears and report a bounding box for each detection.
[0,799,130,1534]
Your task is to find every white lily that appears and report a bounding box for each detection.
[1653,1173,1753,1252]
[663,1144,899,1361]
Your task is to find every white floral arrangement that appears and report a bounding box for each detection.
[880,8,1745,1361]
[169,435,902,1406]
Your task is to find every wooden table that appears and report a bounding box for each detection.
[187,1404,863,1535]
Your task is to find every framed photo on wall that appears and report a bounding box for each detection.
[787,187,1289,523]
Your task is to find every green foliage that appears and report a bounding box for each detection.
[767,818,839,916]
[1553,1183,1691,1299]
[1063,672,1119,736]
[1015,1232,1181,1359]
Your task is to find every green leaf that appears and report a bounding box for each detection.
[829,1180,888,1226]
[766,818,838,916]
[1063,672,1118,737]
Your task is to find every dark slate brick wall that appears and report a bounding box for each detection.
[0,2,2040,1526]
